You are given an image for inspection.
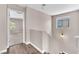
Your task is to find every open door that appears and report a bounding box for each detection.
[8,8,25,47]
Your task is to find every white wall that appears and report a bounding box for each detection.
[0,5,7,52]
[26,7,51,52]
[42,32,51,52]
[26,7,51,34]
[50,11,79,54]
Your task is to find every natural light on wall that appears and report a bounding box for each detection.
[46,18,51,35]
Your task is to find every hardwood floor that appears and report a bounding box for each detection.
[7,43,41,54]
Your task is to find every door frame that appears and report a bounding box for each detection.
[7,8,25,48]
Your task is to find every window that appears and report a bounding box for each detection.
[56,16,69,29]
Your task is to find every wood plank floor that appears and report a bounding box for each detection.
[7,43,41,54]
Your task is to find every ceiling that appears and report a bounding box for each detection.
[19,4,79,15]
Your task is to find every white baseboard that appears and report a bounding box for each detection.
[26,42,31,45]
[0,49,7,54]
[25,42,43,53]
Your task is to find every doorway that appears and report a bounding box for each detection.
[7,8,25,47]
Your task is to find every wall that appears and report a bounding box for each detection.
[50,10,79,54]
[30,30,42,51]
[26,7,51,52]
[0,5,7,52]
[42,32,51,52]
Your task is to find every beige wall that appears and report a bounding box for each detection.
[26,7,51,52]
[26,7,51,34]
[0,4,26,52]
[50,11,79,54]
[0,5,7,51]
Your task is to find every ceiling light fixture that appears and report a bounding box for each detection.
[41,4,46,9]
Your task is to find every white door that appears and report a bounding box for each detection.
[8,9,25,47]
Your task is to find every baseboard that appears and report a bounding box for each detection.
[25,42,43,53]
[0,49,7,54]
[26,42,31,45]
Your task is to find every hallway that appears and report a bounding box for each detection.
[1,4,79,54]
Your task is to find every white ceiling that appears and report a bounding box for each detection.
[19,4,79,15]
